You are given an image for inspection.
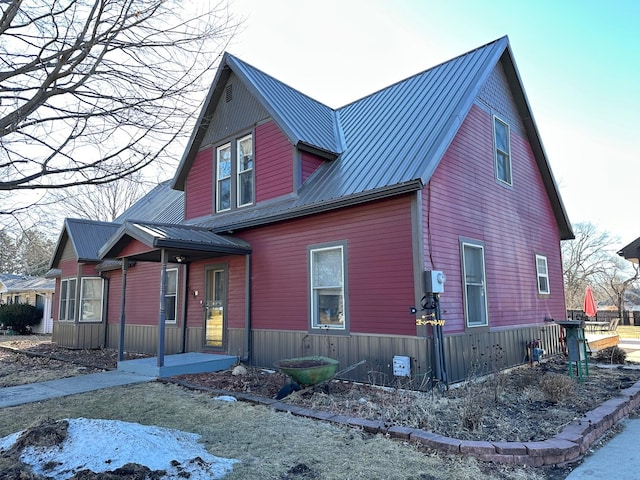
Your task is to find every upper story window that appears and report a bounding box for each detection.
[461,239,488,328]
[494,116,512,186]
[535,254,550,295]
[216,133,254,212]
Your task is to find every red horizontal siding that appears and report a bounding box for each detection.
[117,238,156,258]
[238,195,416,336]
[255,121,293,201]
[301,152,324,183]
[105,262,184,326]
[425,104,565,334]
[186,256,246,330]
[185,147,213,220]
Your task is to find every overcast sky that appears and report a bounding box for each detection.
[223,0,639,247]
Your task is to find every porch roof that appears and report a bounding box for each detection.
[98,221,251,262]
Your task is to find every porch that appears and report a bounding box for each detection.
[117,352,237,378]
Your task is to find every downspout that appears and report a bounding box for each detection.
[158,249,167,368]
[242,253,251,363]
[118,259,128,362]
[181,263,189,353]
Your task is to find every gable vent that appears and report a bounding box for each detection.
[225,84,233,102]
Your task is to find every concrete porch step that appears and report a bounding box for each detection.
[118,352,237,378]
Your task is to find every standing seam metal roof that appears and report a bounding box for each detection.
[173,36,571,239]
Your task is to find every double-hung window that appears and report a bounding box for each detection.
[237,134,254,207]
[59,278,77,322]
[310,244,347,331]
[216,134,254,212]
[535,255,550,295]
[80,278,104,322]
[165,268,178,323]
[461,240,488,328]
[216,143,232,212]
[494,116,512,185]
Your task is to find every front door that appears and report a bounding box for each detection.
[204,267,226,349]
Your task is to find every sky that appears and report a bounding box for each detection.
[222,0,640,247]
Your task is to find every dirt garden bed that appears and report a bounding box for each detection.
[3,337,640,445]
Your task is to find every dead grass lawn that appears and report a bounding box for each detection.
[0,382,554,480]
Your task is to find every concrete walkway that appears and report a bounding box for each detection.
[0,370,154,408]
[566,417,640,479]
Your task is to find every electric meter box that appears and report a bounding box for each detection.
[393,355,411,377]
[424,270,446,293]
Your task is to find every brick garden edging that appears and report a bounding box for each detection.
[166,378,640,467]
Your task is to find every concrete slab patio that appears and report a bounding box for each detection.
[117,352,237,378]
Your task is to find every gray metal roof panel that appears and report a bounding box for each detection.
[63,218,121,263]
[115,180,184,224]
[99,221,251,259]
[226,54,341,155]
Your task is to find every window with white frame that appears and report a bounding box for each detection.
[80,278,103,322]
[461,240,488,328]
[59,278,77,322]
[310,244,347,331]
[536,255,550,295]
[165,268,178,323]
[216,134,254,212]
[216,143,232,212]
[494,116,512,185]
[237,134,254,207]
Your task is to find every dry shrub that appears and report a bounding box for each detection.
[594,346,627,364]
[457,383,489,432]
[540,373,574,404]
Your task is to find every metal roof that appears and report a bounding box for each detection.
[178,36,572,240]
[225,54,342,156]
[50,218,121,267]
[99,221,251,262]
[0,275,55,293]
[115,180,184,224]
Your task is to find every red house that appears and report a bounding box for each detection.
[48,37,573,383]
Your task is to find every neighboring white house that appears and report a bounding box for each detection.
[0,274,55,334]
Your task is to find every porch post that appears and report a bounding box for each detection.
[158,249,167,367]
[118,259,128,362]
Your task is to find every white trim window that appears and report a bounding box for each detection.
[80,278,104,322]
[216,143,232,212]
[494,116,512,185]
[59,278,77,322]
[310,245,346,330]
[165,268,178,323]
[536,255,550,295]
[237,134,254,207]
[461,240,488,328]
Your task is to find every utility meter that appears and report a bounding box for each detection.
[424,270,446,293]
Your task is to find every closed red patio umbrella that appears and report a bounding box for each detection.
[583,285,597,318]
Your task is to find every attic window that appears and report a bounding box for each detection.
[225,84,233,102]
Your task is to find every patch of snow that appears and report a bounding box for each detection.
[214,395,238,402]
[0,418,238,479]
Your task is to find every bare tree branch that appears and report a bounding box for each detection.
[0,0,238,206]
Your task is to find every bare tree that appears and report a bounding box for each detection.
[562,222,618,309]
[599,256,640,320]
[1,0,238,221]
[51,171,151,221]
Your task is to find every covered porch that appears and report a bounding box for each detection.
[98,221,252,376]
